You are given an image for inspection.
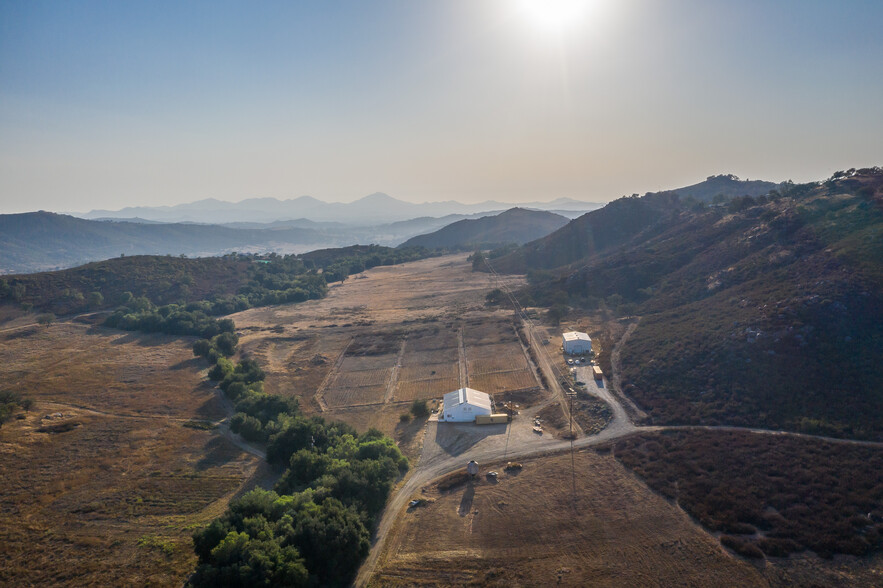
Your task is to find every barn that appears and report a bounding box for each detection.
[438,387,493,423]
[562,331,592,355]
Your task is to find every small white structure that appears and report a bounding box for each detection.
[438,387,493,423]
[562,331,592,355]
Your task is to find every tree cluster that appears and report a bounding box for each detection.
[191,314,407,587]
[0,390,33,429]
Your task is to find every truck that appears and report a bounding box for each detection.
[475,413,510,425]
[592,366,603,380]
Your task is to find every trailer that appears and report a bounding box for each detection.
[592,366,603,380]
[475,413,510,425]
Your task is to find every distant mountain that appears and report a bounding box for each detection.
[400,208,570,250]
[0,210,518,275]
[0,212,347,274]
[78,193,604,225]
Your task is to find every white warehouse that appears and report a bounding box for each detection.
[438,387,493,423]
[562,331,592,355]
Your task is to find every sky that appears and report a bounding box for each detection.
[1,0,882,214]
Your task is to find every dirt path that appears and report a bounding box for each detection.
[609,319,647,421]
[457,328,467,388]
[384,338,406,404]
[314,338,352,411]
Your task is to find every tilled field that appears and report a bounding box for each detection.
[230,255,530,435]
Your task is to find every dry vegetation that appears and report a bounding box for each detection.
[373,451,768,587]
[613,430,883,559]
[0,322,265,586]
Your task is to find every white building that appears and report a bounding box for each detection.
[438,387,493,423]
[562,331,592,355]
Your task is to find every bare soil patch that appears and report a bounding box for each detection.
[469,370,538,395]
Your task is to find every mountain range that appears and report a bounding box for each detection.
[78,193,602,225]
[3,174,784,274]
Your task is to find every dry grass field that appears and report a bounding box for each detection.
[0,322,265,586]
[230,255,530,436]
[372,450,769,587]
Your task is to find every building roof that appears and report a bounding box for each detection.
[563,331,591,342]
[443,387,492,411]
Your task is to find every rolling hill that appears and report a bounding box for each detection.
[0,212,345,274]
[399,208,569,250]
[500,167,883,439]
[0,212,493,275]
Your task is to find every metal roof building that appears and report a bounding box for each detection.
[438,387,493,423]
[562,331,592,355]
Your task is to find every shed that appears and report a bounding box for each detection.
[438,387,493,423]
[562,331,592,355]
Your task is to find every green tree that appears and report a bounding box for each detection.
[410,399,429,419]
[87,291,104,308]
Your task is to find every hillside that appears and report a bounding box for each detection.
[490,193,684,273]
[0,212,339,274]
[505,168,883,438]
[0,245,434,316]
[399,208,569,250]
[0,256,252,315]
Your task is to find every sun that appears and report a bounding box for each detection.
[517,0,594,33]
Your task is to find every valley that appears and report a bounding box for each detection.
[2,171,883,586]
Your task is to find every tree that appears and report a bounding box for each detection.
[36,313,55,326]
[470,250,486,272]
[547,303,567,325]
[410,399,429,419]
[212,332,239,357]
[87,291,104,308]
[193,339,212,358]
[485,288,504,305]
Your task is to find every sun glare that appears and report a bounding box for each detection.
[518,0,594,33]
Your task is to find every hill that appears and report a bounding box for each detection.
[490,193,684,273]
[0,244,434,316]
[0,212,342,274]
[500,167,883,438]
[399,208,569,250]
[0,212,483,275]
[668,174,782,202]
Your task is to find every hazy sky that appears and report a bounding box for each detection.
[1,0,882,213]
